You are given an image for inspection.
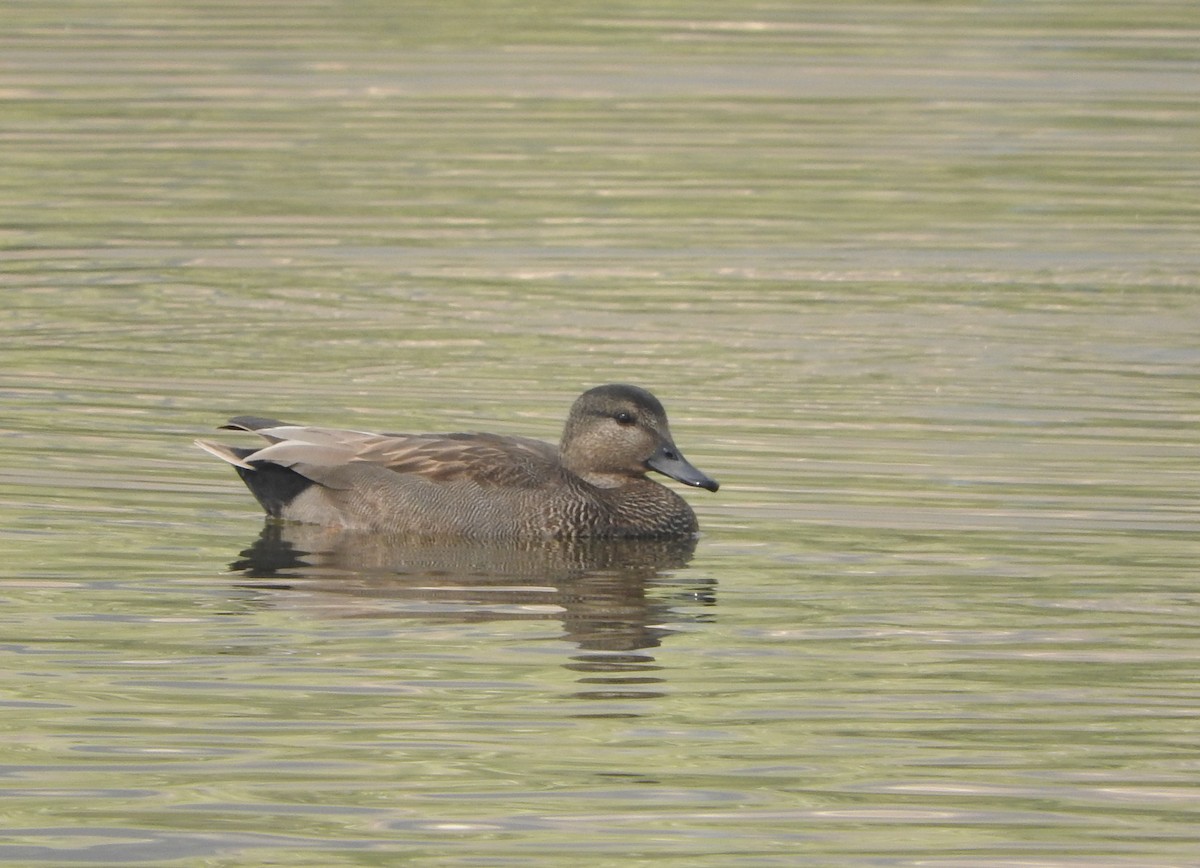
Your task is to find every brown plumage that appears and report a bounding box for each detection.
[196,384,718,539]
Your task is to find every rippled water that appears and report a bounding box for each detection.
[2,1,1199,864]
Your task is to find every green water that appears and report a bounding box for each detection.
[2,1,1199,864]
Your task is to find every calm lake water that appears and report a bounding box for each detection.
[3,1,1199,864]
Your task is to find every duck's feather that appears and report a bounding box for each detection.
[206,423,560,490]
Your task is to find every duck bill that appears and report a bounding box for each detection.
[647,443,719,492]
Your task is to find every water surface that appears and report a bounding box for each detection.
[2,1,1199,864]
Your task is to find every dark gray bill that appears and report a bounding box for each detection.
[647,442,719,492]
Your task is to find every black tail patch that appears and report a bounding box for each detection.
[234,461,314,518]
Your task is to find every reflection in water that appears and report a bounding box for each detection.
[228,523,715,665]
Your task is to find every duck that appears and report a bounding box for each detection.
[196,383,718,539]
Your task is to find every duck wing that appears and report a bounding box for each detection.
[352,432,560,488]
[200,421,560,490]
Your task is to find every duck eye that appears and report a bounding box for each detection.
[614,411,635,425]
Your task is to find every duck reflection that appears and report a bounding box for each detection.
[228,522,715,656]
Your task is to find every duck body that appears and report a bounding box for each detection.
[196,384,718,540]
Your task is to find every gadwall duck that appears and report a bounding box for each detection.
[196,384,718,539]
